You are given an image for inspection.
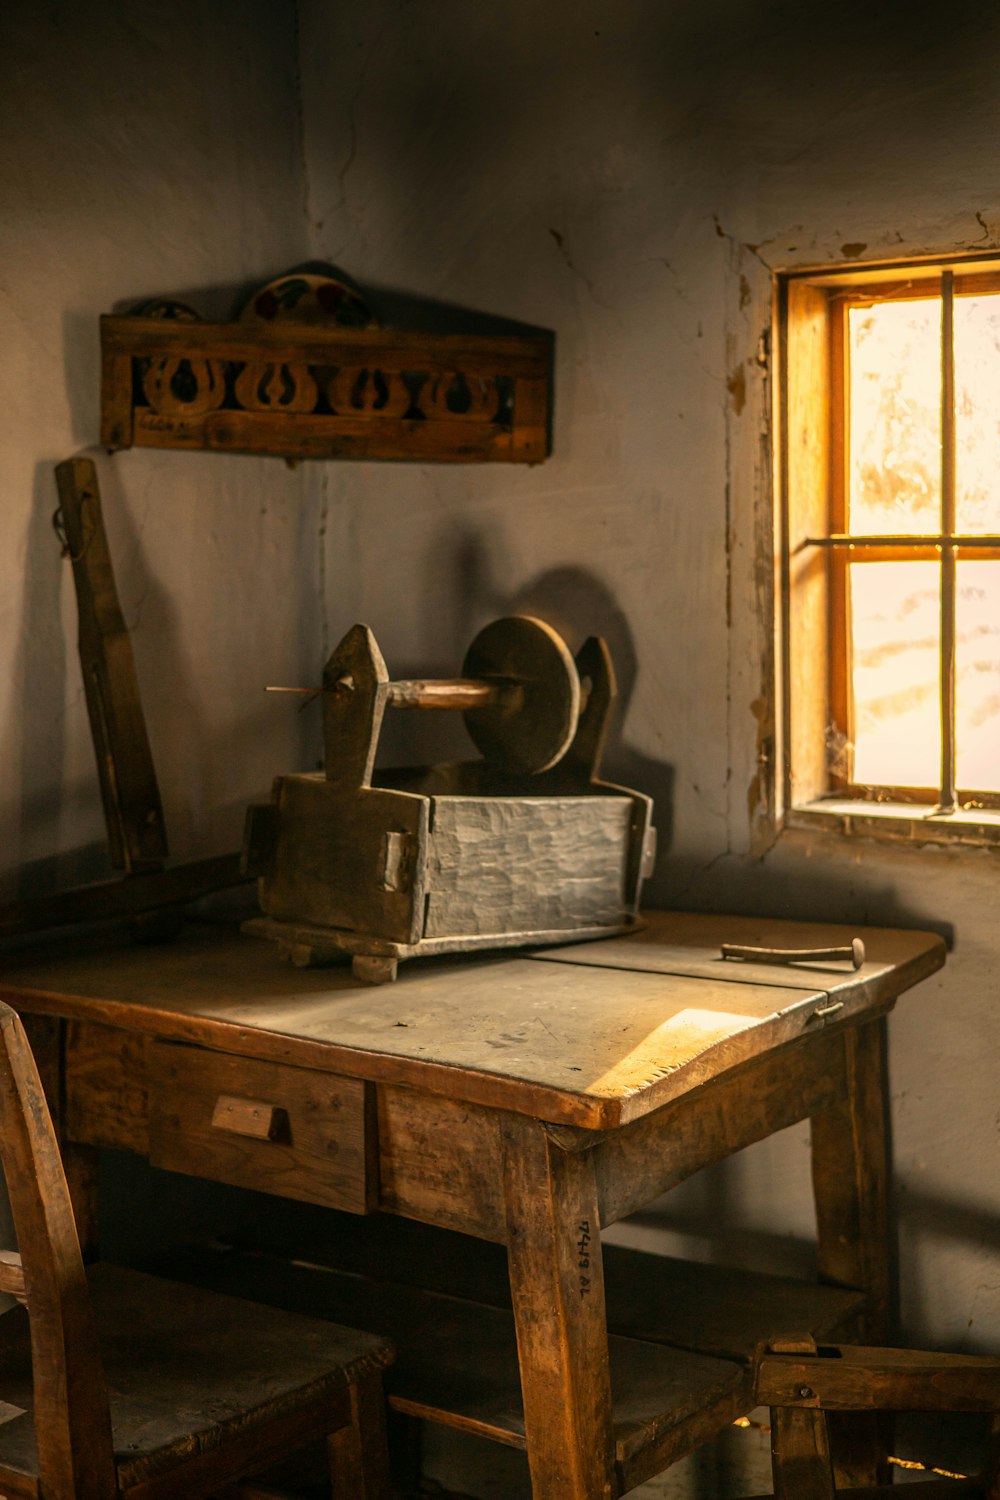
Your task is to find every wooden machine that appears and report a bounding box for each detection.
[243,617,656,981]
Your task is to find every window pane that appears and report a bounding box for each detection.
[848,299,940,536]
[955,295,1000,534]
[956,561,1000,793]
[851,562,940,787]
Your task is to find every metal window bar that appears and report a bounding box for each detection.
[802,534,1000,550]
[940,269,957,812]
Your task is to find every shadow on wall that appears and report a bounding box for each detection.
[667,840,955,949]
[505,564,675,863]
[4,460,109,898]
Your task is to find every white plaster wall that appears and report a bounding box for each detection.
[296,2,1000,1489]
[0,0,316,897]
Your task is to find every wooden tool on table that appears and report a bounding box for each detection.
[244,617,656,981]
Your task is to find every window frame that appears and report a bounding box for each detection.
[777,254,1000,837]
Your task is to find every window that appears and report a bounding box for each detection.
[780,257,1000,842]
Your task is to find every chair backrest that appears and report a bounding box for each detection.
[0,1001,117,1499]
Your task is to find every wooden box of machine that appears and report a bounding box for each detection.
[243,617,656,982]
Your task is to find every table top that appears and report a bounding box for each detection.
[0,910,945,1129]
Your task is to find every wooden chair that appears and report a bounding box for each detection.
[0,1000,394,1500]
[742,1334,1000,1499]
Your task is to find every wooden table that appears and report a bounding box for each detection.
[0,910,944,1499]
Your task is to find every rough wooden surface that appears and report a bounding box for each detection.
[424,795,633,936]
[757,1343,1000,1413]
[0,1265,391,1493]
[260,773,428,945]
[0,915,943,1128]
[591,1026,846,1224]
[535,909,946,1001]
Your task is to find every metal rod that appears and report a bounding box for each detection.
[721,940,865,969]
[940,270,957,812]
[266,677,510,711]
[802,533,1000,550]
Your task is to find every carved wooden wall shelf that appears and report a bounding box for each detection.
[99,317,552,463]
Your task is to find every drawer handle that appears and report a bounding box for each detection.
[211,1094,287,1141]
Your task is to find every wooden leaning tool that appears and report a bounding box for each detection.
[0,459,246,946]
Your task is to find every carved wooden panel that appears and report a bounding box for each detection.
[100,317,552,462]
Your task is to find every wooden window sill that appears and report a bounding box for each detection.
[787,799,1000,849]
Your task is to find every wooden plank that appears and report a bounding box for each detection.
[532,909,947,1002]
[424,797,633,938]
[0,920,918,1129]
[770,1407,837,1500]
[133,410,530,462]
[148,1043,376,1214]
[260,775,428,947]
[592,1026,846,1226]
[100,317,551,463]
[54,458,167,873]
[0,853,247,938]
[602,1247,866,1362]
[198,1211,869,1370]
[65,1021,150,1155]
[757,1343,1000,1413]
[376,1085,505,1241]
[144,1244,748,1482]
[501,1114,615,1498]
[101,316,551,376]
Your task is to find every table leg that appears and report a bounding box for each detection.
[811,1018,891,1335]
[810,1018,891,1485]
[501,1115,616,1500]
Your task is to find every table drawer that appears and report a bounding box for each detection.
[149,1042,376,1214]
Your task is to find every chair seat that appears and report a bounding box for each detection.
[0,1263,393,1493]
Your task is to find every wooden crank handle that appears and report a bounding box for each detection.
[720,938,865,969]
